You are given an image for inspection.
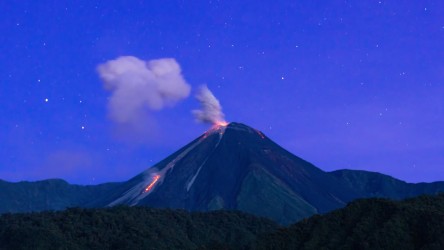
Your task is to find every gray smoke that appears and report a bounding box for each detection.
[97,56,191,124]
[193,85,226,125]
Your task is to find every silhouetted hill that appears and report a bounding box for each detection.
[0,206,277,250]
[2,194,444,249]
[257,193,444,249]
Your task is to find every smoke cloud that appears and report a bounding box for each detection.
[97,56,191,124]
[193,85,226,125]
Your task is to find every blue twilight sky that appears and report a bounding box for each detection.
[1,1,443,184]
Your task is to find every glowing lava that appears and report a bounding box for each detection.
[201,121,228,139]
[143,175,160,193]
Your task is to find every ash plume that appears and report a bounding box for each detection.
[192,85,226,125]
[97,56,191,124]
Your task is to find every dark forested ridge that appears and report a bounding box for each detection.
[257,193,444,250]
[0,206,277,250]
[1,193,444,250]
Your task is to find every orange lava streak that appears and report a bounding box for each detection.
[144,175,160,193]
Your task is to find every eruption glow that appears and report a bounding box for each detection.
[214,120,228,127]
[143,174,160,193]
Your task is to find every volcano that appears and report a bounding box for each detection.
[3,122,444,224]
[94,122,364,224]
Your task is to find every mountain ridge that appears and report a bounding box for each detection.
[0,178,119,213]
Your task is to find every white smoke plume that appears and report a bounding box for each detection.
[97,56,191,124]
[193,85,226,125]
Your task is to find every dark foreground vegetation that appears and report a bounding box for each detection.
[0,207,277,250]
[1,193,444,250]
[257,193,444,250]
